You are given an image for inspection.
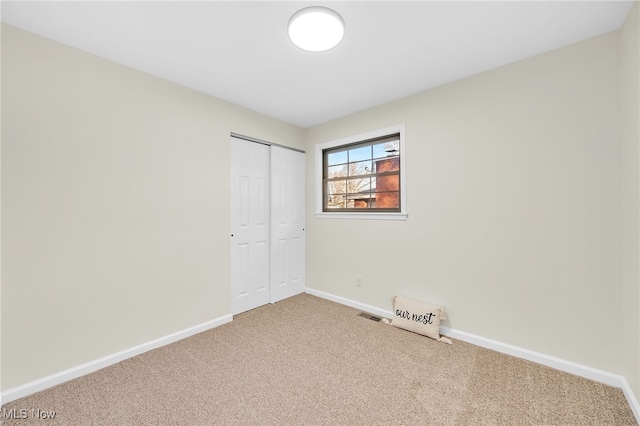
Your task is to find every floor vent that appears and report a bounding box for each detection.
[357,312,382,322]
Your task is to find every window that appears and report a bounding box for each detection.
[324,134,400,211]
[315,124,407,220]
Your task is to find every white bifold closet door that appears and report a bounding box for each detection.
[230,139,270,315]
[230,137,305,315]
[269,145,305,304]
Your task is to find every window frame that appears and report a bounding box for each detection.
[315,124,407,220]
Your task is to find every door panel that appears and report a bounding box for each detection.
[231,138,270,315]
[270,146,305,303]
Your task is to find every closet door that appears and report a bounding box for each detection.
[270,146,305,303]
[230,138,270,315]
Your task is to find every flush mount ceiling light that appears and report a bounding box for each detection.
[288,6,344,52]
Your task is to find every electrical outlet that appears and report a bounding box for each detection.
[357,276,363,287]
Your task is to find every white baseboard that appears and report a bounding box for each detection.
[305,288,394,319]
[305,287,640,423]
[621,377,640,424]
[1,314,232,405]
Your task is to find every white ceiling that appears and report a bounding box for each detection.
[1,1,634,128]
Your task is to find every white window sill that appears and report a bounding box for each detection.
[314,212,408,221]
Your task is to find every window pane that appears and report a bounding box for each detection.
[328,164,348,179]
[326,179,346,196]
[375,156,400,173]
[348,146,371,163]
[373,140,399,159]
[349,160,373,176]
[347,177,373,209]
[351,198,371,209]
[325,195,346,209]
[374,172,399,191]
[346,177,370,195]
[327,150,347,166]
[373,191,400,209]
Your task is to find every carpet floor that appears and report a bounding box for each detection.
[1,293,637,425]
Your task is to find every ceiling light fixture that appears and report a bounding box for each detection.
[288,6,344,53]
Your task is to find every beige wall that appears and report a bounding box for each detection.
[1,24,304,390]
[306,31,624,375]
[621,2,640,400]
